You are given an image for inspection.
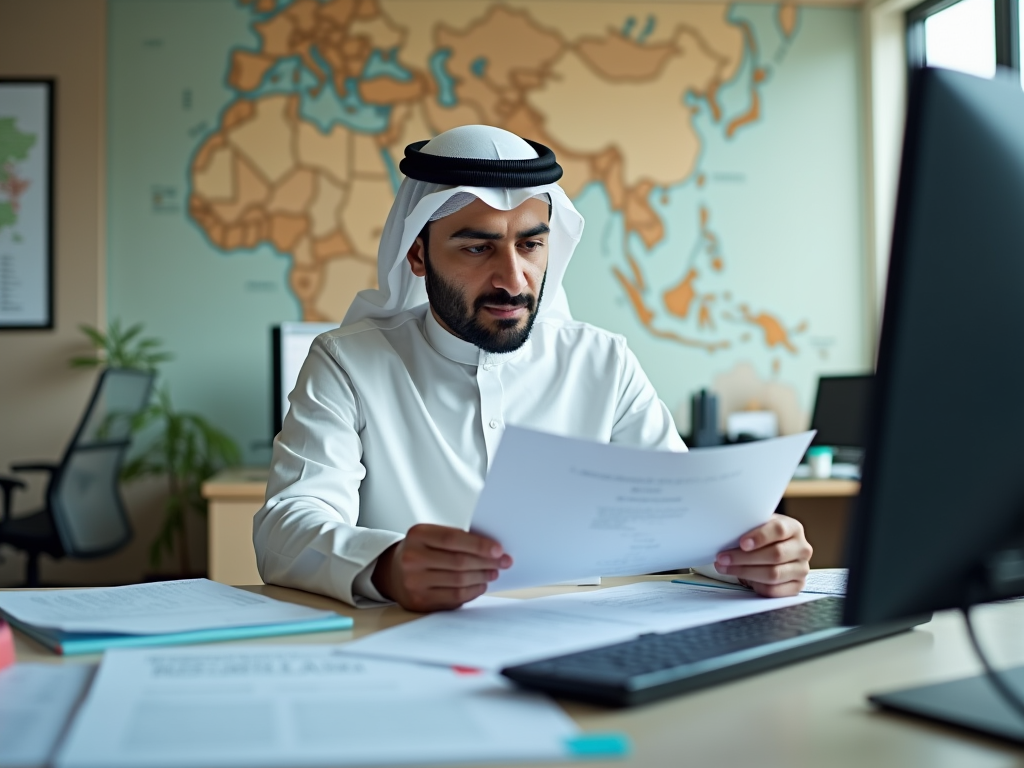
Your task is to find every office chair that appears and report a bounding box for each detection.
[0,368,155,586]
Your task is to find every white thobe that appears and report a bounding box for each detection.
[253,306,686,606]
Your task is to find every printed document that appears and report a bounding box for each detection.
[0,579,338,635]
[471,428,815,590]
[342,582,820,670]
[0,663,94,768]
[56,646,579,768]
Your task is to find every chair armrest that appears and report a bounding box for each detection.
[10,463,58,475]
[0,476,26,524]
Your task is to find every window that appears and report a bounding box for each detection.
[907,0,1020,84]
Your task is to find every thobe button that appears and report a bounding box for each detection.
[482,364,493,371]
[488,419,500,429]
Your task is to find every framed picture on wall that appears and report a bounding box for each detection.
[0,79,54,330]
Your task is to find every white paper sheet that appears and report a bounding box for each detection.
[342,582,820,670]
[56,646,580,768]
[472,428,815,591]
[802,568,849,595]
[0,663,94,768]
[0,579,337,635]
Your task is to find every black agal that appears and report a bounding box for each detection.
[399,139,563,187]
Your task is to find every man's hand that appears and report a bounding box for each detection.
[713,514,812,597]
[372,524,512,612]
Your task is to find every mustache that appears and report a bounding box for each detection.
[473,290,535,313]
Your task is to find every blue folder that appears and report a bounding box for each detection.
[3,612,353,656]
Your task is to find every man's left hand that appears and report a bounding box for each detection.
[713,514,812,597]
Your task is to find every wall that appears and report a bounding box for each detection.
[0,0,183,586]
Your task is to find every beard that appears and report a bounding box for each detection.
[423,253,546,354]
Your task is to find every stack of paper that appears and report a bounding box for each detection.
[0,664,94,768]
[0,579,352,655]
[54,645,624,768]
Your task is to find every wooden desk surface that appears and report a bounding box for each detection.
[11,576,1024,767]
[202,468,861,500]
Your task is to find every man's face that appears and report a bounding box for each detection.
[406,197,550,354]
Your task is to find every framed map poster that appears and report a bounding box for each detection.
[0,79,54,329]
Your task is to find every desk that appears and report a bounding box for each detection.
[11,575,1024,767]
[202,469,859,585]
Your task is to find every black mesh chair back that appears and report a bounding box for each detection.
[50,368,154,557]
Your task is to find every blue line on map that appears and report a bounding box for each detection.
[363,48,413,82]
[470,57,488,78]
[429,49,458,107]
[299,47,391,134]
[621,16,636,37]
[249,55,319,98]
[381,149,401,194]
[638,15,656,43]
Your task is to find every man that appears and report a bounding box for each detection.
[254,125,812,612]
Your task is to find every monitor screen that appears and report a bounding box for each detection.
[272,322,337,436]
[844,67,1024,625]
[809,375,873,449]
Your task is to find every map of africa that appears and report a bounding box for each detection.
[108,0,865,455]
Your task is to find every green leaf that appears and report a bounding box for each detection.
[69,356,102,368]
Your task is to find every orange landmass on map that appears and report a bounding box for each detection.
[269,214,309,252]
[359,73,428,105]
[703,79,723,123]
[778,4,799,38]
[575,32,677,81]
[726,68,766,138]
[663,268,698,319]
[312,230,353,261]
[437,7,564,92]
[698,300,715,329]
[614,256,730,352]
[229,50,276,92]
[698,205,723,270]
[613,264,655,327]
[590,148,626,210]
[433,7,564,130]
[624,181,663,249]
[740,305,798,353]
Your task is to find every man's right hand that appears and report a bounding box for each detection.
[371,524,512,612]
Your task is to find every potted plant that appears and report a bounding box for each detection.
[72,320,240,576]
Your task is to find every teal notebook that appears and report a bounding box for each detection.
[3,612,353,656]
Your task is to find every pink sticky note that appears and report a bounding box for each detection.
[0,620,14,671]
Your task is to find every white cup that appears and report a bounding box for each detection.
[807,447,834,479]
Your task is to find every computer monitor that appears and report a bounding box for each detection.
[272,322,337,436]
[845,66,1024,628]
[809,374,873,451]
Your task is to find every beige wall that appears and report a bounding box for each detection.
[0,0,184,585]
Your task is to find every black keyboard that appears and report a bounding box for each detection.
[502,598,923,707]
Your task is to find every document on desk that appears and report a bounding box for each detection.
[472,427,815,591]
[0,578,339,634]
[0,663,94,768]
[342,582,821,670]
[55,646,588,768]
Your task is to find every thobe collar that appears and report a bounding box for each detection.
[423,304,527,368]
